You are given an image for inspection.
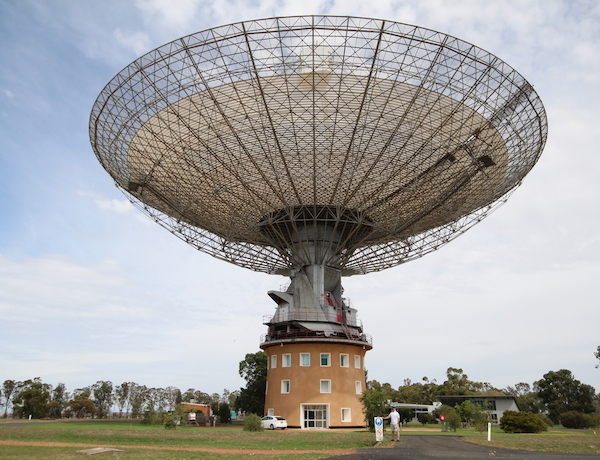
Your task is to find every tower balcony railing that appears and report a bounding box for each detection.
[260,330,372,346]
[263,311,362,328]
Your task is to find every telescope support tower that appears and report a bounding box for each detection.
[261,262,372,428]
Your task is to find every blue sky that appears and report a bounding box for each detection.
[1,0,599,398]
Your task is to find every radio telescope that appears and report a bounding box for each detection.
[90,16,547,428]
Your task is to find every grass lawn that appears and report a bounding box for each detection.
[400,422,600,454]
[0,420,373,459]
[1,420,600,458]
[463,428,600,454]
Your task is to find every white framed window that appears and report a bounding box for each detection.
[271,354,277,369]
[320,353,330,367]
[341,408,351,423]
[355,381,362,395]
[267,408,275,416]
[300,353,310,366]
[282,353,291,367]
[340,353,349,367]
[320,379,331,393]
[354,355,361,369]
[281,380,290,394]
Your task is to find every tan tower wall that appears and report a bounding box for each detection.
[262,341,368,428]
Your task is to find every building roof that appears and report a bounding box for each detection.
[437,394,520,411]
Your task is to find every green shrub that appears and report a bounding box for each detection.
[399,408,415,424]
[140,403,162,425]
[359,388,387,432]
[163,413,177,430]
[535,412,554,427]
[218,403,232,424]
[472,411,490,433]
[433,404,461,431]
[417,413,433,425]
[445,410,462,431]
[243,413,264,432]
[560,411,593,429]
[500,411,548,433]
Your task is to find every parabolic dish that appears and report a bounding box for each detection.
[90,16,547,276]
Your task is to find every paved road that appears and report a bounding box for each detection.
[324,435,600,459]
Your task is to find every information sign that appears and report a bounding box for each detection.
[374,417,384,441]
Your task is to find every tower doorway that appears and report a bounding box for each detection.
[302,404,328,428]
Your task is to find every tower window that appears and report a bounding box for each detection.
[271,355,277,369]
[282,353,291,367]
[320,353,330,366]
[281,380,290,394]
[354,355,361,369]
[341,408,351,422]
[340,353,349,367]
[320,379,331,393]
[355,381,362,394]
[300,353,310,366]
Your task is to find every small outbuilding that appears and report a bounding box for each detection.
[180,402,212,417]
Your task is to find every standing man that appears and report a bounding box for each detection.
[384,407,401,441]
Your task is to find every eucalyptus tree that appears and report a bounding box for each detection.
[2,380,16,418]
[535,369,596,421]
[12,378,52,419]
[92,381,113,418]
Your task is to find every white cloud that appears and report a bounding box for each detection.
[2,89,15,98]
[0,254,137,321]
[134,0,205,29]
[350,247,600,390]
[77,191,150,227]
[113,28,152,56]
[78,190,135,215]
[0,249,271,391]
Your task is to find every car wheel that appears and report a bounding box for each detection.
[270,424,275,430]
[281,427,286,430]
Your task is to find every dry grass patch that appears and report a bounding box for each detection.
[464,430,600,454]
[0,421,371,455]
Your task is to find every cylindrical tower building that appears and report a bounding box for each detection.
[260,261,372,427]
[262,341,370,428]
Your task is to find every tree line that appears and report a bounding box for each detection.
[0,378,240,420]
[3,352,599,426]
[361,367,600,429]
[0,352,269,421]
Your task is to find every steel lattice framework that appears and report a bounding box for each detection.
[90,16,547,276]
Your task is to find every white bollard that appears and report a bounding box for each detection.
[487,422,491,442]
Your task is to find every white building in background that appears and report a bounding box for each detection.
[437,395,520,423]
[388,401,442,418]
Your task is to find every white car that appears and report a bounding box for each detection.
[261,415,287,430]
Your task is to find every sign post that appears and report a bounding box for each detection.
[374,417,384,442]
[440,414,448,432]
